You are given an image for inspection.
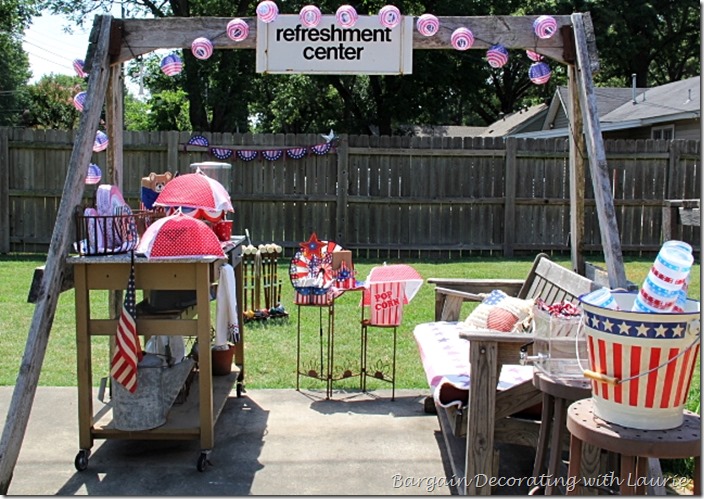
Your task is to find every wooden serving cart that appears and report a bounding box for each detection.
[68,235,245,472]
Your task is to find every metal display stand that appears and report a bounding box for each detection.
[68,235,246,472]
[295,291,363,399]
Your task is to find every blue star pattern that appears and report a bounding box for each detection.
[583,309,696,339]
[482,289,508,306]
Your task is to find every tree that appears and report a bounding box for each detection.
[0,0,38,126]
[23,74,84,129]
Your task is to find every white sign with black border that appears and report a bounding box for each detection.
[256,15,413,75]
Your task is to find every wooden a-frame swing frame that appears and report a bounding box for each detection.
[0,11,629,494]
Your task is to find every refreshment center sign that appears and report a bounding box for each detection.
[256,15,414,75]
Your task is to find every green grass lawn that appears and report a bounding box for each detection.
[1,252,699,478]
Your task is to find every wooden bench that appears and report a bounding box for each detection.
[418,253,600,495]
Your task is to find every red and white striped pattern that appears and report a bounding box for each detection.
[368,281,404,326]
[110,259,143,393]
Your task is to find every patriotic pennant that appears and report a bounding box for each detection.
[237,150,258,162]
[188,135,209,147]
[262,149,283,161]
[211,147,234,160]
[287,147,308,159]
[311,142,332,155]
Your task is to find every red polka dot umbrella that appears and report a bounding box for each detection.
[153,170,233,221]
[136,212,225,258]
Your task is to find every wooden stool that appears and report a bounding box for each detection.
[531,371,592,495]
[566,398,701,495]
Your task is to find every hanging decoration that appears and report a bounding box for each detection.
[227,18,249,41]
[256,1,279,23]
[160,53,183,76]
[287,147,308,160]
[237,150,259,162]
[486,44,509,68]
[212,147,234,160]
[73,59,87,78]
[528,62,552,85]
[85,163,102,185]
[182,135,337,162]
[336,5,358,28]
[73,91,87,112]
[299,5,322,28]
[533,15,557,39]
[378,5,401,29]
[526,50,543,62]
[450,27,474,51]
[188,135,209,147]
[416,14,439,36]
[191,37,214,60]
[262,150,284,161]
[93,131,109,152]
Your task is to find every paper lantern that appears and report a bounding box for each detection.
[416,14,439,36]
[486,44,509,68]
[85,163,102,185]
[73,59,87,78]
[336,5,358,28]
[451,27,474,51]
[529,62,552,85]
[73,91,87,112]
[191,37,213,60]
[93,131,109,152]
[378,5,401,29]
[299,5,321,28]
[160,53,183,76]
[534,15,557,39]
[226,18,249,41]
[256,1,279,23]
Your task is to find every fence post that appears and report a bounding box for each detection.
[335,135,349,247]
[0,128,9,253]
[503,136,517,257]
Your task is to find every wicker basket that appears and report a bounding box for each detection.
[74,206,165,256]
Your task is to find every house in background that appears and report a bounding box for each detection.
[513,76,700,140]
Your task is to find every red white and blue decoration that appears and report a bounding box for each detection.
[451,27,474,51]
[378,5,401,29]
[160,53,183,76]
[416,13,439,36]
[188,135,209,147]
[528,62,552,85]
[227,18,249,41]
[526,50,543,62]
[73,59,87,78]
[486,44,509,68]
[533,15,557,39]
[73,91,87,112]
[290,233,347,305]
[183,135,336,162]
[85,163,102,185]
[256,0,279,23]
[299,5,322,28]
[191,37,214,60]
[336,5,358,28]
[93,131,109,152]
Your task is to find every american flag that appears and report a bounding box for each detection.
[110,253,142,393]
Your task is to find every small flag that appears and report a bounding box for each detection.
[110,253,143,393]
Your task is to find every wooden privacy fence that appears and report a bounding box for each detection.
[0,128,699,257]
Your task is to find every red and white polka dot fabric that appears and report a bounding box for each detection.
[137,213,224,258]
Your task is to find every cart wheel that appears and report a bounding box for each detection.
[74,449,91,471]
[197,452,209,472]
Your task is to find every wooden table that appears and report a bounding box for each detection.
[68,235,245,472]
[566,398,701,495]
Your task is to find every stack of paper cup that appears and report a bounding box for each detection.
[581,287,620,310]
[633,242,693,313]
[663,240,693,312]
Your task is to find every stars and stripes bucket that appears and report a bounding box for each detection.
[579,292,700,430]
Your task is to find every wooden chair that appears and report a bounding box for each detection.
[420,253,600,494]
